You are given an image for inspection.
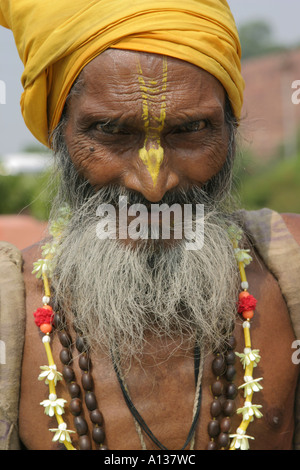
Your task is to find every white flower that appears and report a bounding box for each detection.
[230,429,255,450]
[32,258,50,278]
[234,248,253,266]
[49,422,75,443]
[236,348,261,369]
[237,401,263,421]
[40,394,67,417]
[38,365,63,385]
[239,377,263,397]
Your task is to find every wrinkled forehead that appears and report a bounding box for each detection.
[68,49,226,116]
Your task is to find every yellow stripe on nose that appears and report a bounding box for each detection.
[138,144,164,187]
[137,57,167,187]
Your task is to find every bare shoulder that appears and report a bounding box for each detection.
[21,239,49,282]
[281,213,300,246]
[19,241,48,449]
[22,242,39,271]
[21,241,45,332]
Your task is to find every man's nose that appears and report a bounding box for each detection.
[122,148,180,202]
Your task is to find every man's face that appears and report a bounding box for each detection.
[64,49,229,204]
[50,51,238,358]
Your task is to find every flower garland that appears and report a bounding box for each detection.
[228,226,263,450]
[33,207,76,450]
[32,214,263,450]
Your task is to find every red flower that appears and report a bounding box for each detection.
[238,293,257,313]
[33,307,54,327]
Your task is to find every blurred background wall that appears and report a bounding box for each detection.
[1,0,300,248]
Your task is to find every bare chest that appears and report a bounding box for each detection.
[19,255,299,451]
[19,321,298,451]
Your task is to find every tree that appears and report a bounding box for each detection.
[238,20,284,60]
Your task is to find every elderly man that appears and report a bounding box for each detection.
[0,0,300,451]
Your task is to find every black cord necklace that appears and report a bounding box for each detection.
[112,345,202,450]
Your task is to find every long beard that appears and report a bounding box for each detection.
[49,125,241,365]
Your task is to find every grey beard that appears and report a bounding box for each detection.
[49,125,241,365]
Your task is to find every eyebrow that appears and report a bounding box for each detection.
[76,99,225,130]
[77,113,132,128]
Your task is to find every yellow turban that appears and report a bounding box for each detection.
[0,0,244,147]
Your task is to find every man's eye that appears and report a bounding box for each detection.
[94,121,130,135]
[174,120,207,134]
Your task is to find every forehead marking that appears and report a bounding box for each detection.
[137,57,168,187]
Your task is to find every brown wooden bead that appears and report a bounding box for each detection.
[79,353,91,371]
[217,432,230,449]
[62,365,75,383]
[225,364,236,382]
[68,382,81,398]
[90,409,103,426]
[74,416,88,436]
[211,380,224,397]
[82,372,94,391]
[227,336,236,350]
[69,398,82,416]
[206,440,218,450]
[53,312,64,330]
[60,347,72,365]
[79,435,92,450]
[58,330,72,348]
[85,391,98,411]
[210,399,222,418]
[92,426,105,444]
[225,350,236,365]
[212,355,226,377]
[76,335,87,353]
[218,395,226,409]
[226,383,238,400]
[222,399,236,417]
[220,417,232,433]
[207,420,220,438]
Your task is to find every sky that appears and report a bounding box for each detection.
[1,1,300,154]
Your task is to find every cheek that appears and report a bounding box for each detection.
[168,133,229,184]
[64,133,123,188]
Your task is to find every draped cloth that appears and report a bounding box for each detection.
[0,0,244,147]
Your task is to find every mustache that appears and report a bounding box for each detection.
[57,171,220,217]
[93,185,213,211]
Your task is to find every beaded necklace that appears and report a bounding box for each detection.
[32,212,263,450]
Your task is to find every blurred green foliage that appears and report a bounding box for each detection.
[238,20,286,60]
[233,149,300,214]
[0,170,54,221]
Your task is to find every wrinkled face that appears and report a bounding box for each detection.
[64,49,230,203]
[51,50,239,357]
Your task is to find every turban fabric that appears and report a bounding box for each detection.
[0,0,244,147]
